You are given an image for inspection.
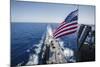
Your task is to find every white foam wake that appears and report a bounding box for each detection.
[59,40,76,62]
[26,33,45,65]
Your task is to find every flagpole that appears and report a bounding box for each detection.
[76,5,79,62]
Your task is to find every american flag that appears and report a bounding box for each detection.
[53,9,78,39]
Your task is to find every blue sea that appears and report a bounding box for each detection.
[11,22,78,66]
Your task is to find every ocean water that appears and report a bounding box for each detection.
[11,22,78,66]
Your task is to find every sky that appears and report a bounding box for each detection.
[11,0,95,24]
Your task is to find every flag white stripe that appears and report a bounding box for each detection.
[54,28,77,38]
[54,24,77,36]
[55,21,77,33]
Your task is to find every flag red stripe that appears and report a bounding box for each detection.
[54,22,66,32]
[54,22,77,34]
[55,30,77,38]
[54,21,77,34]
[54,26,77,37]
